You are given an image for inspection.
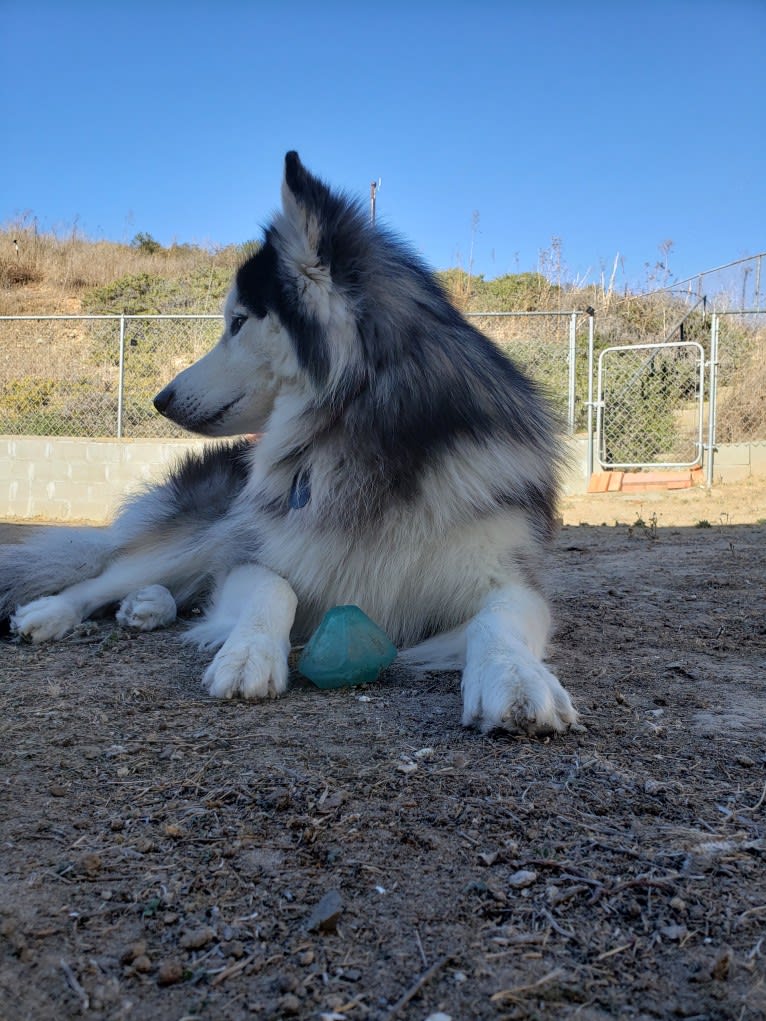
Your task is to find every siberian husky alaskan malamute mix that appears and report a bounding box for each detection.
[1,152,578,734]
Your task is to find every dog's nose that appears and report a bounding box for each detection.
[153,385,175,416]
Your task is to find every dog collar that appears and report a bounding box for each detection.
[289,468,311,509]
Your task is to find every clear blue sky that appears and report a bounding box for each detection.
[3,0,764,291]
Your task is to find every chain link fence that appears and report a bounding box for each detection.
[2,311,764,478]
[0,312,588,438]
[466,311,590,432]
[595,341,706,469]
[711,311,766,445]
[0,315,222,438]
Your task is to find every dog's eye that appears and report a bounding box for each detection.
[230,314,247,336]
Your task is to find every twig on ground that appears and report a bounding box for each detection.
[383,955,452,1019]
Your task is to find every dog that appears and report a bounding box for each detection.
[0,151,577,734]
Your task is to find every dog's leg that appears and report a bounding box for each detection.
[11,550,184,642]
[461,585,578,735]
[191,565,297,700]
[116,586,178,631]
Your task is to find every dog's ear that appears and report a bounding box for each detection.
[281,152,328,248]
[283,151,313,206]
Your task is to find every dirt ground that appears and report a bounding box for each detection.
[1,480,765,1020]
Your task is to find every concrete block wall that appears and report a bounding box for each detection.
[1,436,206,523]
[0,435,762,524]
[712,442,766,484]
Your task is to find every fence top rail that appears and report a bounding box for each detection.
[465,310,584,318]
[0,314,224,322]
[598,339,706,357]
[710,309,766,317]
[1,310,589,322]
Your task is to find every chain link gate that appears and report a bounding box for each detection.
[594,340,707,471]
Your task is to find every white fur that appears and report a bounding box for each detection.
[192,565,297,699]
[5,153,578,737]
[116,585,177,631]
[461,586,578,733]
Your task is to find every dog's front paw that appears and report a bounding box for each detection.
[117,586,177,631]
[203,630,290,700]
[11,596,82,643]
[462,639,579,735]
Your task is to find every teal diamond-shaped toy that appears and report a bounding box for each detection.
[297,605,398,689]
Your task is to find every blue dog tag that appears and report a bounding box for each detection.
[289,469,311,509]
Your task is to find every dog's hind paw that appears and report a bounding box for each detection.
[11,595,82,643]
[203,630,290,700]
[461,640,580,736]
[117,586,177,631]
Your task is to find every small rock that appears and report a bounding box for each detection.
[157,959,184,986]
[660,924,688,941]
[133,954,152,973]
[735,753,755,767]
[298,949,315,966]
[277,992,301,1015]
[79,853,102,876]
[49,784,67,798]
[180,926,215,950]
[508,869,538,889]
[306,889,343,933]
[425,1014,453,1021]
[120,940,147,965]
[644,779,665,794]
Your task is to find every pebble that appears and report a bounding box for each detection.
[306,890,343,933]
[277,993,301,1015]
[180,926,215,950]
[120,941,147,964]
[508,869,538,889]
[157,959,184,986]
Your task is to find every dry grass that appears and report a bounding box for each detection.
[0,223,241,315]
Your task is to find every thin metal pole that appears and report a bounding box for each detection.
[755,255,762,311]
[705,314,719,489]
[586,309,595,482]
[117,314,126,439]
[567,311,577,435]
[370,181,377,225]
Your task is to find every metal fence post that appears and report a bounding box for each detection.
[705,313,719,489]
[567,312,577,435]
[116,314,126,439]
[586,309,595,481]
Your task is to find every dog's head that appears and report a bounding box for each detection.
[154,151,384,436]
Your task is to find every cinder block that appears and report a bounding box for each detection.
[85,442,122,463]
[749,444,766,474]
[10,438,41,461]
[714,444,751,467]
[32,459,71,483]
[3,460,34,481]
[716,465,752,483]
[52,438,91,463]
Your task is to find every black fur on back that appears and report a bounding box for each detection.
[237,152,562,534]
